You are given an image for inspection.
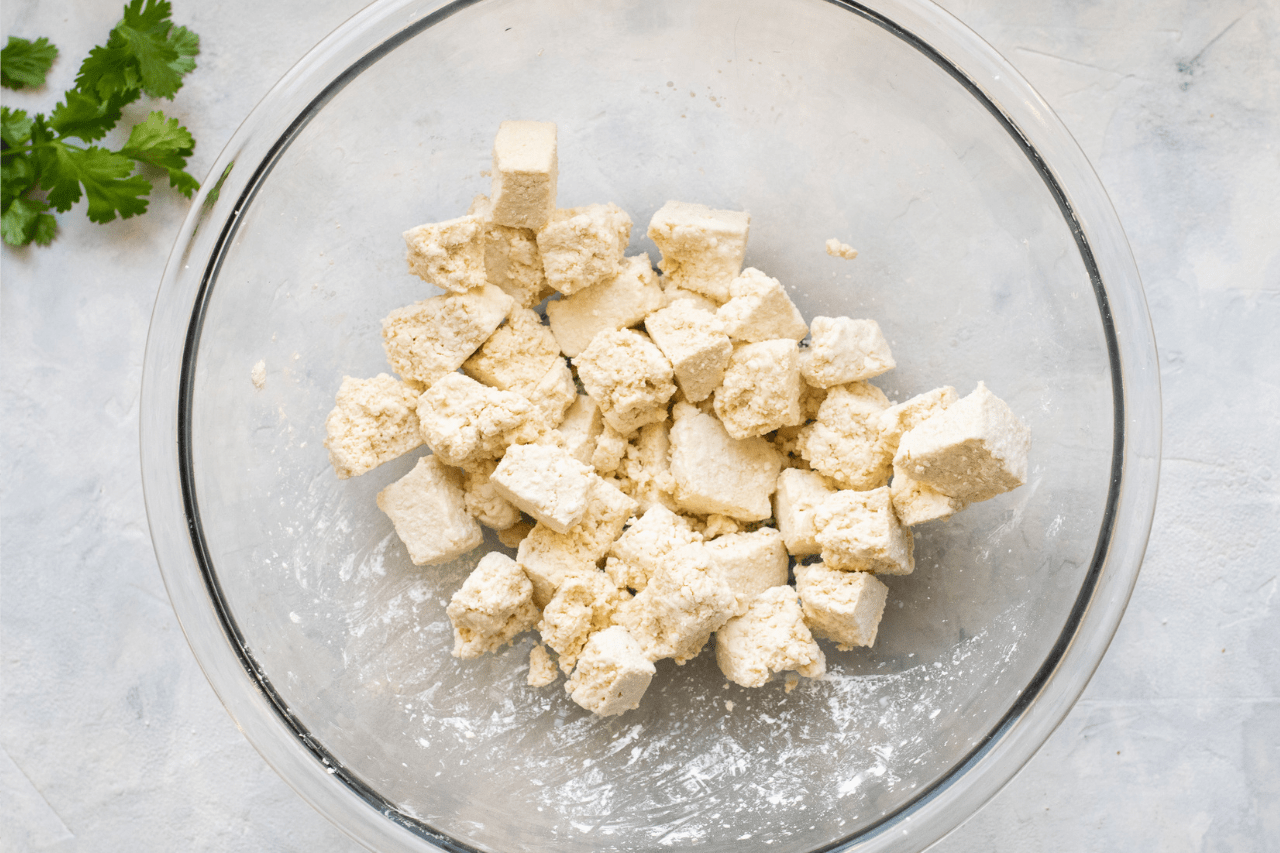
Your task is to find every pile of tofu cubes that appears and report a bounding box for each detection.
[324,121,1031,717]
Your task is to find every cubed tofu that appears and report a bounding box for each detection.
[461,458,521,530]
[470,194,553,307]
[715,585,826,688]
[381,285,514,386]
[644,300,733,404]
[813,487,914,575]
[573,329,676,434]
[546,254,663,357]
[591,422,629,476]
[524,358,576,428]
[491,443,595,534]
[536,203,633,296]
[564,626,656,716]
[713,339,804,439]
[538,570,631,673]
[890,474,966,526]
[402,214,488,293]
[704,528,790,615]
[461,307,562,393]
[376,455,482,566]
[662,280,724,312]
[877,386,959,453]
[415,373,538,470]
[668,404,781,521]
[794,562,889,650]
[615,542,736,664]
[606,504,703,593]
[893,382,1031,503]
[646,201,750,302]
[613,421,677,513]
[799,316,896,388]
[324,374,423,479]
[716,268,808,342]
[490,120,557,230]
[543,394,604,466]
[528,644,559,687]
[798,381,894,490]
[773,468,837,556]
[446,552,539,658]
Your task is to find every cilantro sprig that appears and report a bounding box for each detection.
[1,1,200,247]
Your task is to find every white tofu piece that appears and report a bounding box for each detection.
[713,339,804,439]
[489,120,558,230]
[704,528,790,616]
[798,381,894,490]
[497,518,535,550]
[794,562,888,650]
[716,268,808,342]
[646,201,750,302]
[615,543,736,664]
[715,585,826,688]
[415,373,538,470]
[877,386,959,453]
[668,404,781,521]
[446,552,539,658]
[701,514,742,539]
[524,358,576,428]
[614,421,677,513]
[644,301,733,404]
[528,644,559,687]
[813,487,915,575]
[402,214,488,293]
[894,382,1031,503]
[381,285,514,386]
[470,194,553,307]
[536,203,633,296]
[891,474,966,526]
[573,329,675,434]
[543,394,604,466]
[565,626,656,716]
[461,458,521,530]
[461,307,561,393]
[825,238,858,260]
[491,443,595,534]
[773,468,836,556]
[606,504,703,593]
[662,280,724,312]
[546,254,663,357]
[376,455,482,566]
[324,374,423,479]
[590,422,629,476]
[538,570,631,673]
[800,316,896,388]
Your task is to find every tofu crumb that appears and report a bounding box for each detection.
[251,359,266,389]
[825,238,858,259]
[528,644,559,687]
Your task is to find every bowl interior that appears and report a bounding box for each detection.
[181,0,1115,849]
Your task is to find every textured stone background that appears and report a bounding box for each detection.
[2,0,1277,850]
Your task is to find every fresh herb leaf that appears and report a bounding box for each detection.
[1,105,34,146]
[2,195,57,246]
[2,36,59,89]
[2,154,38,208]
[120,110,198,197]
[78,0,200,101]
[37,141,152,222]
[48,89,129,142]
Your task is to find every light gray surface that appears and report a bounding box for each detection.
[1,1,1276,852]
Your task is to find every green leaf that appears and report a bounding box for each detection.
[75,41,142,101]
[1,154,38,207]
[2,195,56,247]
[36,140,151,222]
[2,36,59,89]
[120,110,199,197]
[1,106,35,146]
[117,0,196,99]
[48,90,128,142]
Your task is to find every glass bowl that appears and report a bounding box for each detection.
[140,0,1160,850]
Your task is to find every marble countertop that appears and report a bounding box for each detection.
[2,0,1276,850]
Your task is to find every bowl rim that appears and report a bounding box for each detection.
[140,0,1162,850]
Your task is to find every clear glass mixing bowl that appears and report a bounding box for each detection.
[140,0,1161,850]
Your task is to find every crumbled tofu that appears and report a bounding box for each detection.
[381,285,514,386]
[773,468,836,556]
[799,316,896,388]
[606,504,703,593]
[497,518,535,550]
[376,455,482,565]
[714,339,804,439]
[538,570,630,673]
[877,386,959,453]
[663,281,724,312]
[644,300,733,404]
[446,552,539,658]
[528,644,559,687]
[794,562,888,650]
[546,254,663,357]
[825,238,858,260]
[891,474,966,526]
[613,421,677,512]
[701,514,742,539]
[894,382,1031,503]
[470,194,554,307]
[524,358,576,428]
[647,201,750,302]
[251,359,266,389]
[564,626,656,716]
[461,307,562,394]
[491,443,595,534]
[415,373,539,470]
[462,459,521,530]
[668,404,781,521]
[798,381,894,490]
[615,543,736,664]
[715,586,826,688]
[813,487,914,575]
[573,329,676,434]
[543,394,604,465]
[536,203,633,296]
[489,120,557,230]
[591,422,629,476]
[704,528,790,615]
[716,268,808,342]
[403,214,488,293]
[324,374,423,479]
[799,379,828,421]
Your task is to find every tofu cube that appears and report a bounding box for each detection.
[461,458,521,530]
[324,374,423,479]
[469,194,553,307]
[547,254,663,357]
[794,562,889,650]
[528,644,559,687]
[537,570,630,673]
[489,120,557,230]
[461,307,561,394]
[799,316,896,388]
[536,203,633,296]
[606,504,703,593]
[715,585,826,688]
[644,300,733,404]
[668,404,781,521]
[615,543,737,664]
[573,329,676,434]
[893,382,1031,503]
[772,468,837,556]
[415,373,538,470]
[646,201,750,302]
[663,281,723,312]
[877,386,960,453]
[491,443,595,534]
[376,455,482,566]
[890,474,966,526]
[704,528,790,615]
[716,268,808,342]
[565,626,656,716]
[813,487,915,575]
[542,394,604,466]
[524,358,576,428]
[798,381,894,490]
[381,285,514,386]
[446,552,539,658]
[713,339,804,439]
[402,214,488,293]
